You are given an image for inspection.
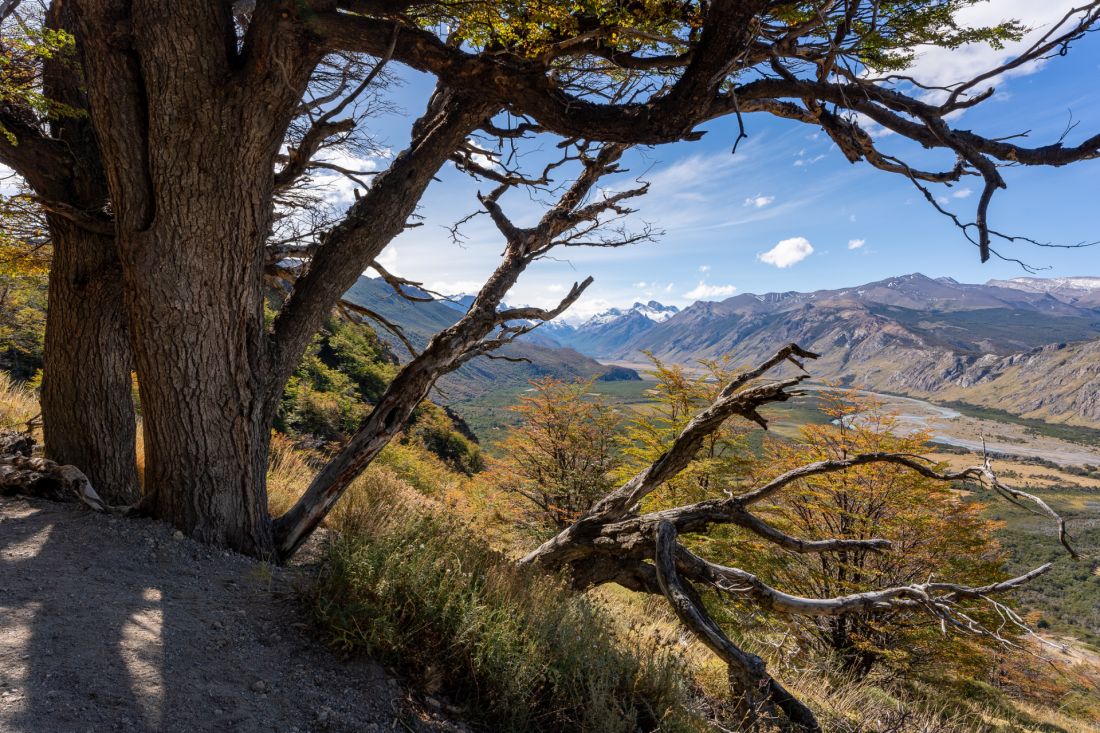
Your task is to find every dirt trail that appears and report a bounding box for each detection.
[0,495,465,733]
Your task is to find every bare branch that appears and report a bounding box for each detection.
[655,521,822,733]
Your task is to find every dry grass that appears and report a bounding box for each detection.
[266,433,315,516]
[309,474,704,733]
[0,371,39,434]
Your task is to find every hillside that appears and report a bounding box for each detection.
[343,277,631,403]
[929,339,1100,425]
[559,273,1100,428]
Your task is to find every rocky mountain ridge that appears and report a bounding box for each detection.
[537,273,1100,427]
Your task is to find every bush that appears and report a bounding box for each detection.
[309,482,702,733]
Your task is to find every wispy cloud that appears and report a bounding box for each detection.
[847,238,866,250]
[759,237,814,268]
[684,281,737,300]
[905,1,1087,95]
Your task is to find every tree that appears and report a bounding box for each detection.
[758,390,1005,678]
[519,345,1078,731]
[0,192,48,379]
[0,4,138,503]
[0,1,1098,557]
[491,377,620,532]
[616,356,755,507]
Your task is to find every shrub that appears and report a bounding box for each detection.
[309,482,702,732]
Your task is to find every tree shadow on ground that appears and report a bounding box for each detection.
[0,496,461,733]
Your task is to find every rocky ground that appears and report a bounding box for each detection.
[0,495,467,733]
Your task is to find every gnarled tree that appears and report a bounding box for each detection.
[519,343,1078,731]
[0,0,1097,556]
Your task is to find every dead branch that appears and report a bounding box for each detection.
[273,142,648,558]
[515,342,1079,730]
[0,431,107,512]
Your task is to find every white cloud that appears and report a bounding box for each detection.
[684,281,737,300]
[743,194,775,209]
[0,165,23,197]
[848,238,866,250]
[904,2,1088,94]
[758,237,814,268]
[559,296,615,322]
[664,283,675,293]
[952,187,973,199]
[699,264,711,273]
[310,149,381,206]
[364,245,399,276]
[633,281,648,288]
[427,280,484,295]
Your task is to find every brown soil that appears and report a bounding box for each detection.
[0,495,467,733]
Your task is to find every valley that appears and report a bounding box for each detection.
[537,273,1100,429]
[351,271,1100,464]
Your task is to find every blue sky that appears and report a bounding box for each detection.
[345,1,1100,321]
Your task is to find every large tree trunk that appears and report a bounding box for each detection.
[35,1,139,505]
[122,170,275,557]
[41,218,139,504]
[67,0,320,556]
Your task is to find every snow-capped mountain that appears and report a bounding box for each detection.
[582,301,679,327]
[986,276,1100,307]
[532,301,680,355]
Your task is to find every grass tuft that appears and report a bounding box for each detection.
[308,479,702,733]
[0,371,38,432]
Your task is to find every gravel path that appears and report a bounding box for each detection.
[0,495,466,733]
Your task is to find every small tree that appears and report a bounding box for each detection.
[759,389,1005,678]
[492,378,620,532]
[617,356,755,507]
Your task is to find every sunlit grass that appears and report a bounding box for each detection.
[308,477,704,733]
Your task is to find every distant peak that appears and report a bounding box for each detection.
[583,300,679,328]
[987,276,1100,293]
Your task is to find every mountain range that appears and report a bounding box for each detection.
[344,272,1100,428]
[535,274,1100,427]
[342,278,638,404]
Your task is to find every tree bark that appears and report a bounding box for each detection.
[41,218,139,505]
[66,0,323,556]
[121,167,275,556]
[32,0,140,505]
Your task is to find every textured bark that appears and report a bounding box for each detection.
[31,0,140,505]
[1,430,109,512]
[654,521,821,733]
[68,0,319,555]
[121,172,275,555]
[41,219,138,504]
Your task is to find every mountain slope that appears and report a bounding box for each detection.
[987,276,1100,307]
[546,301,679,355]
[929,340,1100,426]
[342,277,626,402]
[583,273,1100,428]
